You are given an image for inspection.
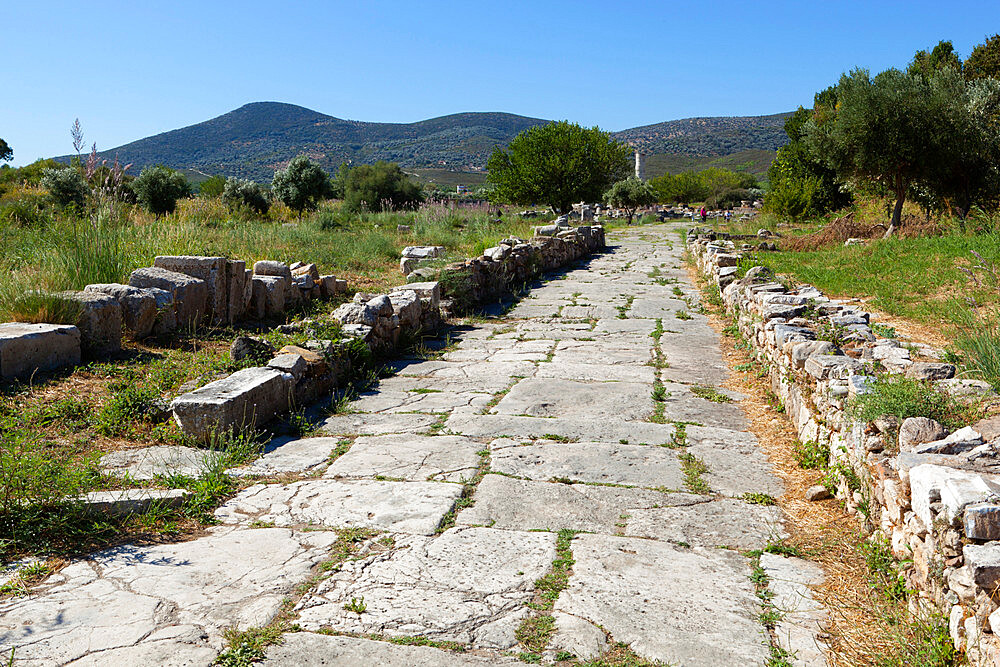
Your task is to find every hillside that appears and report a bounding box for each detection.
[59,102,791,182]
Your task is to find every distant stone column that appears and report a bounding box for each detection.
[634,150,646,181]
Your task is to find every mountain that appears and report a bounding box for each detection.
[60,102,791,182]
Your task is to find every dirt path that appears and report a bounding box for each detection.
[1,224,829,666]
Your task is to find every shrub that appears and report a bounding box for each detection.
[222,177,270,215]
[272,155,332,218]
[41,167,89,209]
[198,174,226,197]
[342,161,424,214]
[131,165,192,216]
[847,374,977,430]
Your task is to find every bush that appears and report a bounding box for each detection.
[41,167,89,209]
[222,177,270,215]
[848,374,977,430]
[199,174,226,197]
[272,155,332,218]
[131,165,192,216]
[342,161,424,214]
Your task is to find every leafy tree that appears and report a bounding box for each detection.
[131,165,192,216]
[0,138,11,163]
[604,177,656,224]
[222,177,270,215]
[764,103,849,218]
[41,166,89,209]
[965,34,1000,81]
[342,161,424,213]
[271,155,333,218]
[487,121,631,214]
[805,68,945,235]
[330,161,352,199]
[908,40,962,79]
[199,174,226,197]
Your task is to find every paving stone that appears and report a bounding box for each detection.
[295,527,556,649]
[264,633,520,665]
[490,441,684,488]
[624,497,786,549]
[491,378,653,421]
[326,434,482,482]
[628,296,690,318]
[534,361,656,383]
[457,474,704,533]
[760,553,828,667]
[0,527,337,665]
[317,411,441,435]
[549,340,652,366]
[228,436,339,477]
[657,381,747,431]
[83,488,190,516]
[445,412,677,444]
[100,445,223,480]
[0,322,81,381]
[215,479,461,535]
[555,534,769,665]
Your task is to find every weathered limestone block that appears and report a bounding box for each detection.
[250,275,286,319]
[899,417,949,451]
[906,362,957,381]
[964,503,1000,540]
[147,287,177,335]
[0,323,81,381]
[291,263,320,283]
[226,259,248,323]
[804,354,863,380]
[129,266,208,329]
[253,260,292,281]
[910,464,1000,529]
[83,488,190,517]
[268,352,308,381]
[170,367,294,441]
[399,281,441,311]
[319,275,338,299]
[332,302,376,327]
[400,246,444,274]
[154,256,228,324]
[963,544,1000,591]
[389,290,421,330]
[85,283,157,340]
[56,290,122,355]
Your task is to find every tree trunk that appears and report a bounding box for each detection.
[884,177,907,239]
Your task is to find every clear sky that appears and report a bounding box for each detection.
[3,0,998,166]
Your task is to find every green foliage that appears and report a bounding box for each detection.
[0,138,11,163]
[222,177,270,215]
[198,174,226,197]
[41,167,89,209]
[847,374,977,431]
[964,33,1000,81]
[907,40,963,79]
[131,165,192,216]
[649,166,757,207]
[603,176,656,223]
[487,120,631,213]
[342,161,424,214]
[271,155,333,217]
[793,440,830,470]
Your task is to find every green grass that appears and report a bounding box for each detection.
[515,529,576,655]
[848,373,981,432]
[679,452,710,494]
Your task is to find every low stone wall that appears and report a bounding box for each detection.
[690,232,1000,664]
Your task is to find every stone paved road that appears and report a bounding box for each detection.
[1,224,826,666]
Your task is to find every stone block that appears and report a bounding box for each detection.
[268,352,308,381]
[56,290,122,355]
[83,488,190,517]
[319,275,338,299]
[906,362,957,381]
[789,340,835,369]
[146,287,177,335]
[804,354,863,380]
[0,323,81,381]
[250,275,287,318]
[154,255,227,324]
[84,283,157,340]
[332,302,376,327]
[291,263,320,282]
[397,281,440,310]
[389,290,421,330]
[911,464,1000,530]
[226,259,248,323]
[253,260,292,281]
[963,543,1000,591]
[899,417,949,451]
[129,266,208,330]
[334,279,348,294]
[964,503,1000,540]
[170,367,294,441]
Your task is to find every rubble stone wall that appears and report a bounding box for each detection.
[690,231,1000,664]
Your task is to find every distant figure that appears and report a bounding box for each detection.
[724,210,732,224]
[700,206,707,223]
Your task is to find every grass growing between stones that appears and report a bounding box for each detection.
[678,452,710,495]
[847,373,981,432]
[689,385,733,404]
[515,529,577,660]
[435,449,490,534]
[746,550,795,667]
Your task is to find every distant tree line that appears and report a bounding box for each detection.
[766,35,1000,231]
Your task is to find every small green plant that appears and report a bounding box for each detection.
[814,320,849,347]
[213,625,285,666]
[792,440,830,470]
[848,374,979,431]
[741,492,776,506]
[651,385,667,402]
[871,322,898,339]
[679,452,710,494]
[689,385,732,403]
[675,310,693,320]
[344,596,368,614]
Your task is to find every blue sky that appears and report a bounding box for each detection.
[3,0,998,166]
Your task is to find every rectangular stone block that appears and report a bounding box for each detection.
[226,259,247,323]
[170,367,294,441]
[397,281,440,310]
[0,323,81,381]
[965,503,1000,540]
[154,255,227,325]
[251,275,286,318]
[55,290,122,355]
[129,266,208,330]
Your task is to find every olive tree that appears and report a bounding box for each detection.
[222,177,270,215]
[42,166,90,209]
[131,165,192,216]
[487,121,631,214]
[603,176,656,224]
[342,161,423,213]
[271,155,332,218]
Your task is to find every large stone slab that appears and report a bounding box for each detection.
[170,367,293,441]
[457,474,704,533]
[760,553,828,667]
[445,413,677,445]
[55,290,123,355]
[326,434,482,482]
[228,436,339,477]
[624,498,786,549]
[550,338,653,366]
[215,479,462,535]
[0,526,337,665]
[295,527,555,649]
[491,377,653,422]
[0,322,80,381]
[264,633,520,665]
[154,255,228,324]
[129,266,208,329]
[490,441,684,488]
[100,445,224,480]
[85,283,158,340]
[555,534,769,665]
[534,360,656,383]
[318,412,441,436]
